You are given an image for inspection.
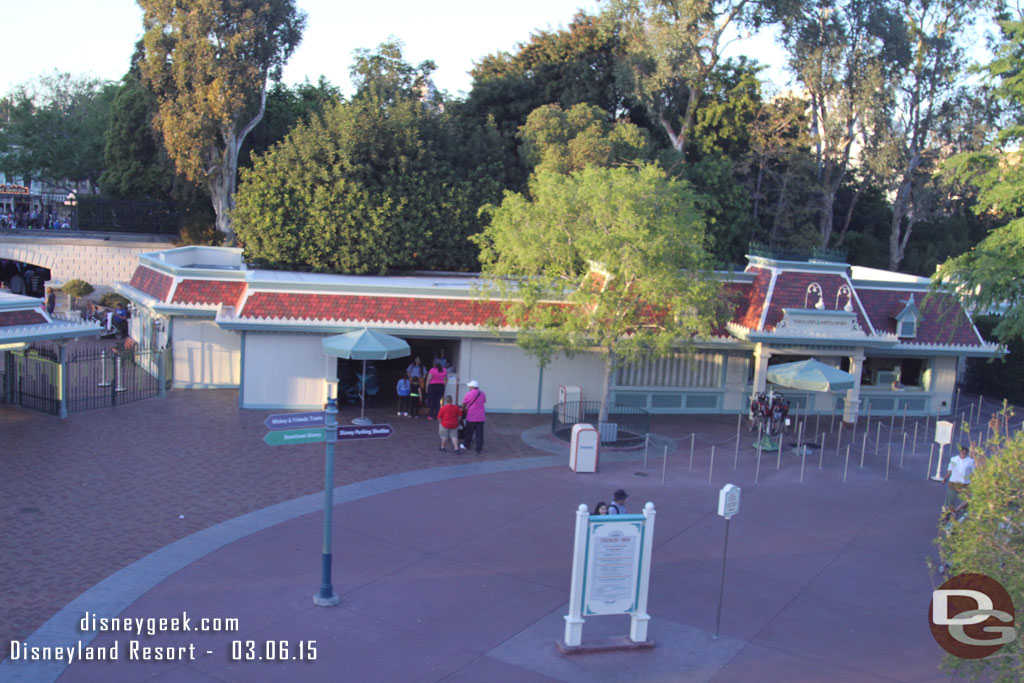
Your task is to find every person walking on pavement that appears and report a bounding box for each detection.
[942,445,976,511]
[460,380,486,453]
[437,395,461,452]
[608,489,628,514]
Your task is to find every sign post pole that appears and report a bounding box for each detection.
[714,484,741,639]
[314,395,340,607]
[562,504,590,647]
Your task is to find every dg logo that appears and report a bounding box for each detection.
[930,573,1017,659]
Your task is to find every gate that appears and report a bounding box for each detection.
[66,344,161,411]
[4,347,60,414]
[2,342,164,415]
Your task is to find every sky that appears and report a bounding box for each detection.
[0,0,792,99]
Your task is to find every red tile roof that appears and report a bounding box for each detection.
[0,309,47,327]
[172,280,246,308]
[733,268,772,330]
[760,271,873,333]
[129,266,173,302]
[240,292,508,327]
[857,289,983,347]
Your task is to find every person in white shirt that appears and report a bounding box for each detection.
[942,445,976,511]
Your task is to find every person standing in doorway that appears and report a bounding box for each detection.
[396,374,412,416]
[426,361,448,420]
[460,380,486,454]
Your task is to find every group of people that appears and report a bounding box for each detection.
[0,210,72,230]
[592,489,629,516]
[396,349,488,454]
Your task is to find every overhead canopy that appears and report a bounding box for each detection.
[322,329,410,360]
[766,358,856,392]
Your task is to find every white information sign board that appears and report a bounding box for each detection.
[584,520,642,615]
[935,420,953,445]
[717,484,741,519]
[562,503,656,649]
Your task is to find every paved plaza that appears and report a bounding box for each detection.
[2,377,1008,682]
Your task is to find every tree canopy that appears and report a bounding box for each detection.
[137,0,306,242]
[474,164,725,419]
[232,44,504,274]
[935,8,1024,343]
[0,72,117,192]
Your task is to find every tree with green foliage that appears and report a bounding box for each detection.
[232,43,504,274]
[466,11,644,192]
[518,102,653,175]
[610,0,769,159]
[934,418,1024,681]
[474,164,724,422]
[136,0,306,243]
[935,7,1024,343]
[0,72,117,192]
[880,0,997,270]
[778,0,904,248]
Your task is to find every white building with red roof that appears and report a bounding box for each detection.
[115,247,1001,417]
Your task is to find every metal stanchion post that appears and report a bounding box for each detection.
[927,443,935,479]
[844,445,850,482]
[815,413,820,440]
[860,431,867,467]
[800,444,806,483]
[709,446,715,484]
[819,433,825,469]
[886,439,892,480]
[661,445,668,485]
[755,440,763,484]
[954,387,960,416]
[913,421,919,452]
[836,421,842,458]
[830,403,836,433]
[900,433,907,468]
[689,433,695,470]
[875,423,882,456]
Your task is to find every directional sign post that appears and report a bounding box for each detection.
[265,411,325,430]
[336,424,394,441]
[264,428,325,446]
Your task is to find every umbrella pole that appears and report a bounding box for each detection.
[353,359,373,426]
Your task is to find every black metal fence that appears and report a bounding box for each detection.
[551,400,651,447]
[0,190,180,234]
[4,347,60,414]
[2,343,165,415]
[65,345,162,411]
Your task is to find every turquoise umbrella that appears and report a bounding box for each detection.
[323,329,411,424]
[766,358,856,392]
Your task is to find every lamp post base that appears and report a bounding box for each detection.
[313,593,340,607]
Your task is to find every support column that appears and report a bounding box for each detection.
[58,343,68,419]
[751,344,770,398]
[843,351,865,424]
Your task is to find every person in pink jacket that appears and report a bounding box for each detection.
[460,380,487,454]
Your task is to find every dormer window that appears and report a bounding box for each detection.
[894,294,923,339]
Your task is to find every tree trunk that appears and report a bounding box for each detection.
[888,152,922,271]
[207,86,268,244]
[598,349,616,425]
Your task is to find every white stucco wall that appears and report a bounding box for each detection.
[539,351,607,411]
[241,333,331,410]
[171,319,240,388]
[0,236,175,291]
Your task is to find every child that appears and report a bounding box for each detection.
[408,375,422,418]
[396,374,412,416]
[437,395,461,452]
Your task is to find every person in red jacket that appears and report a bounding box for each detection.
[437,395,462,452]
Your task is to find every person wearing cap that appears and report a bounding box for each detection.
[608,489,628,514]
[460,380,487,454]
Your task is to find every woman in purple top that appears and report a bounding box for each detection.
[460,380,486,454]
[425,362,447,420]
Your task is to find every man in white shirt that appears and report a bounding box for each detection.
[942,445,976,511]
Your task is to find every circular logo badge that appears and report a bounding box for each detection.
[929,572,1017,659]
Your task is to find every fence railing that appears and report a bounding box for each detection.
[551,400,651,447]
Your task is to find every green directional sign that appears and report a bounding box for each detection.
[263,428,325,446]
